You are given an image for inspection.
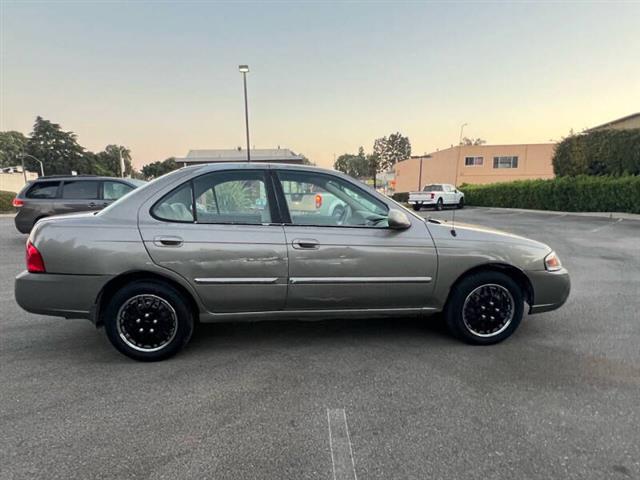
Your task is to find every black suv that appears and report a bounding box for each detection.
[13,175,145,233]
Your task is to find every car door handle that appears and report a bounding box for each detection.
[292,238,320,250]
[154,236,184,247]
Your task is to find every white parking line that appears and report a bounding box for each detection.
[327,408,358,480]
[590,218,623,233]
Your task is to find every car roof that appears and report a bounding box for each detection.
[33,175,140,182]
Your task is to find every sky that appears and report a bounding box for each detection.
[1,1,639,169]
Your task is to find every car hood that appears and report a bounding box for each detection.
[426,219,551,250]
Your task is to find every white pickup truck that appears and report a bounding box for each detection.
[408,183,464,211]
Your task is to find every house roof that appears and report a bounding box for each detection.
[177,148,304,163]
[586,112,640,132]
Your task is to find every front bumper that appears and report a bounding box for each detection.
[15,271,110,319]
[527,267,571,314]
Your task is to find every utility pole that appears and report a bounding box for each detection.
[239,65,251,162]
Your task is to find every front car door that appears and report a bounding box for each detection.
[138,168,288,313]
[274,169,438,311]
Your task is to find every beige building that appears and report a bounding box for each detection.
[394,143,555,193]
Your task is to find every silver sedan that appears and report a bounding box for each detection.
[15,163,570,361]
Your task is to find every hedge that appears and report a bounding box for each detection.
[461,176,640,214]
[391,192,409,203]
[553,129,640,176]
[0,190,16,213]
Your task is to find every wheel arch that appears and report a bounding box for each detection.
[444,263,534,309]
[94,270,201,327]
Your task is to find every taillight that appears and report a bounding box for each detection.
[12,197,24,207]
[430,193,435,199]
[26,241,46,273]
[315,194,323,209]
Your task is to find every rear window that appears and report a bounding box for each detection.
[62,180,99,199]
[103,181,134,200]
[423,184,443,191]
[26,181,60,199]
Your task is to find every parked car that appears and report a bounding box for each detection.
[409,183,464,211]
[12,175,146,233]
[15,164,570,361]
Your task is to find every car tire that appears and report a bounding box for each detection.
[435,198,443,211]
[444,271,524,345]
[457,198,464,209]
[412,204,421,211]
[103,280,194,361]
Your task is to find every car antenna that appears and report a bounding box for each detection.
[450,123,467,237]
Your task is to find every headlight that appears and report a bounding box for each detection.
[544,251,562,271]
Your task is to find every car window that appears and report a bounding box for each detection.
[423,184,443,192]
[152,182,195,222]
[26,181,60,199]
[103,181,134,200]
[277,171,388,227]
[193,171,271,225]
[62,180,99,199]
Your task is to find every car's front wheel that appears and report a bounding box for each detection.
[103,280,194,361]
[457,197,464,209]
[444,271,524,345]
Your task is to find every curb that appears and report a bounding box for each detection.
[0,212,16,218]
[471,206,640,221]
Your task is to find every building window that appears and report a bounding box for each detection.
[493,156,519,169]
[465,156,483,166]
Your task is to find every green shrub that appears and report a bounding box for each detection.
[462,176,640,214]
[0,190,16,213]
[391,192,409,203]
[553,129,640,176]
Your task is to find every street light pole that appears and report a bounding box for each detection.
[239,65,251,162]
[20,154,45,177]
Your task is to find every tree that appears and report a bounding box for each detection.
[95,145,134,177]
[373,132,411,173]
[0,131,28,168]
[142,158,179,179]
[333,146,370,178]
[26,116,89,175]
[461,137,486,146]
[298,154,313,166]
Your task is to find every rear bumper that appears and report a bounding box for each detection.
[527,268,571,314]
[409,199,436,205]
[15,271,111,319]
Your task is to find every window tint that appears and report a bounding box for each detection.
[103,181,133,200]
[152,183,194,222]
[278,171,388,228]
[193,171,271,225]
[62,180,99,199]
[26,181,60,199]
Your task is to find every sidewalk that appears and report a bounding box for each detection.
[473,206,640,221]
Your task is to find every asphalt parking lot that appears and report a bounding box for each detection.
[1,208,639,480]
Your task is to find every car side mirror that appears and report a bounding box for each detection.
[387,209,411,230]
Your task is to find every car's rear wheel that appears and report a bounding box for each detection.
[444,271,523,345]
[435,198,443,211]
[412,204,421,211]
[104,280,194,361]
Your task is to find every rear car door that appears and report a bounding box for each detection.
[58,179,101,214]
[275,170,438,310]
[102,180,135,207]
[138,169,288,313]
